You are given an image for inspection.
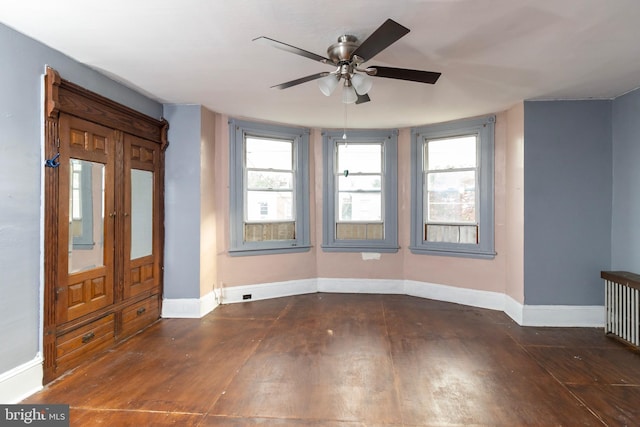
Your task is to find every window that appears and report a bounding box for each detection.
[410,116,495,258]
[229,119,310,255]
[322,129,398,252]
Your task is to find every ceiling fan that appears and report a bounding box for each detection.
[253,19,441,105]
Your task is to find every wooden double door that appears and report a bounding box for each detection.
[44,68,167,382]
[57,114,160,323]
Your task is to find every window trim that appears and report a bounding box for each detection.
[322,129,399,253]
[410,116,496,259]
[229,118,311,256]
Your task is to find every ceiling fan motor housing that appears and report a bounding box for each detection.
[327,35,360,64]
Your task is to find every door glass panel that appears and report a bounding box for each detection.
[68,159,105,273]
[131,169,153,259]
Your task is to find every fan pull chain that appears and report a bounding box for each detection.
[342,103,348,143]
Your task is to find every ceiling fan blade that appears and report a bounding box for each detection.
[355,93,370,104]
[351,19,410,62]
[271,72,330,90]
[369,66,441,84]
[253,36,333,64]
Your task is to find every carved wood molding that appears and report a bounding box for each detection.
[43,117,59,384]
[160,119,170,152]
[45,68,61,119]
[45,67,168,144]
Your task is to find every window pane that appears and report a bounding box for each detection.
[247,190,293,221]
[338,143,381,173]
[336,223,384,240]
[338,192,382,221]
[338,175,381,191]
[426,224,477,243]
[245,222,295,242]
[426,171,476,223]
[426,136,476,170]
[459,225,478,244]
[246,137,292,170]
[247,171,293,190]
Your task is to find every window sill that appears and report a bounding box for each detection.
[409,246,496,259]
[228,245,311,257]
[321,244,399,253]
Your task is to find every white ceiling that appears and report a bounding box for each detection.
[2,0,640,129]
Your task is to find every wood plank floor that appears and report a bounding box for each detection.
[24,293,640,426]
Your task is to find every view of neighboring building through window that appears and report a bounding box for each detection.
[229,119,310,256]
[322,129,398,252]
[336,142,383,240]
[410,116,495,258]
[245,136,294,230]
[424,135,478,244]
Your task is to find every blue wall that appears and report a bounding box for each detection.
[612,89,640,272]
[0,22,161,376]
[163,104,203,299]
[523,100,612,305]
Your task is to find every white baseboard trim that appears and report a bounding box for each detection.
[0,356,43,404]
[521,304,604,327]
[159,279,607,327]
[317,278,404,295]
[199,291,218,317]
[504,295,524,325]
[405,280,506,311]
[162,290,219,318]
[220,278,605,328]
[222,279,317,304]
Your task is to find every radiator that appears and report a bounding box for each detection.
[602,271,640,348]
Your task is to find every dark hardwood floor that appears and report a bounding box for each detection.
[24,293,640,426]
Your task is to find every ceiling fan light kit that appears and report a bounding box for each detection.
[254,19,441,105]
[318,74,340,96]
[351,73,373,96]
[342,80,358,104]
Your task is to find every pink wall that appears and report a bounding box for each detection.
[200,107,217,297]
[312,129,406,280]
[401,115,507,294]
[213,110,522,297]
[214,115,318,288]
[505,103,525,303]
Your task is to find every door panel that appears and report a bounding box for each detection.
[66,266,111,321]
[123,134,160,298]
[57,114,115,323]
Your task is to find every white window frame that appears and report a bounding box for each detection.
[322,129,399,253]
[410,116,496,259]
[229,118,310,256]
